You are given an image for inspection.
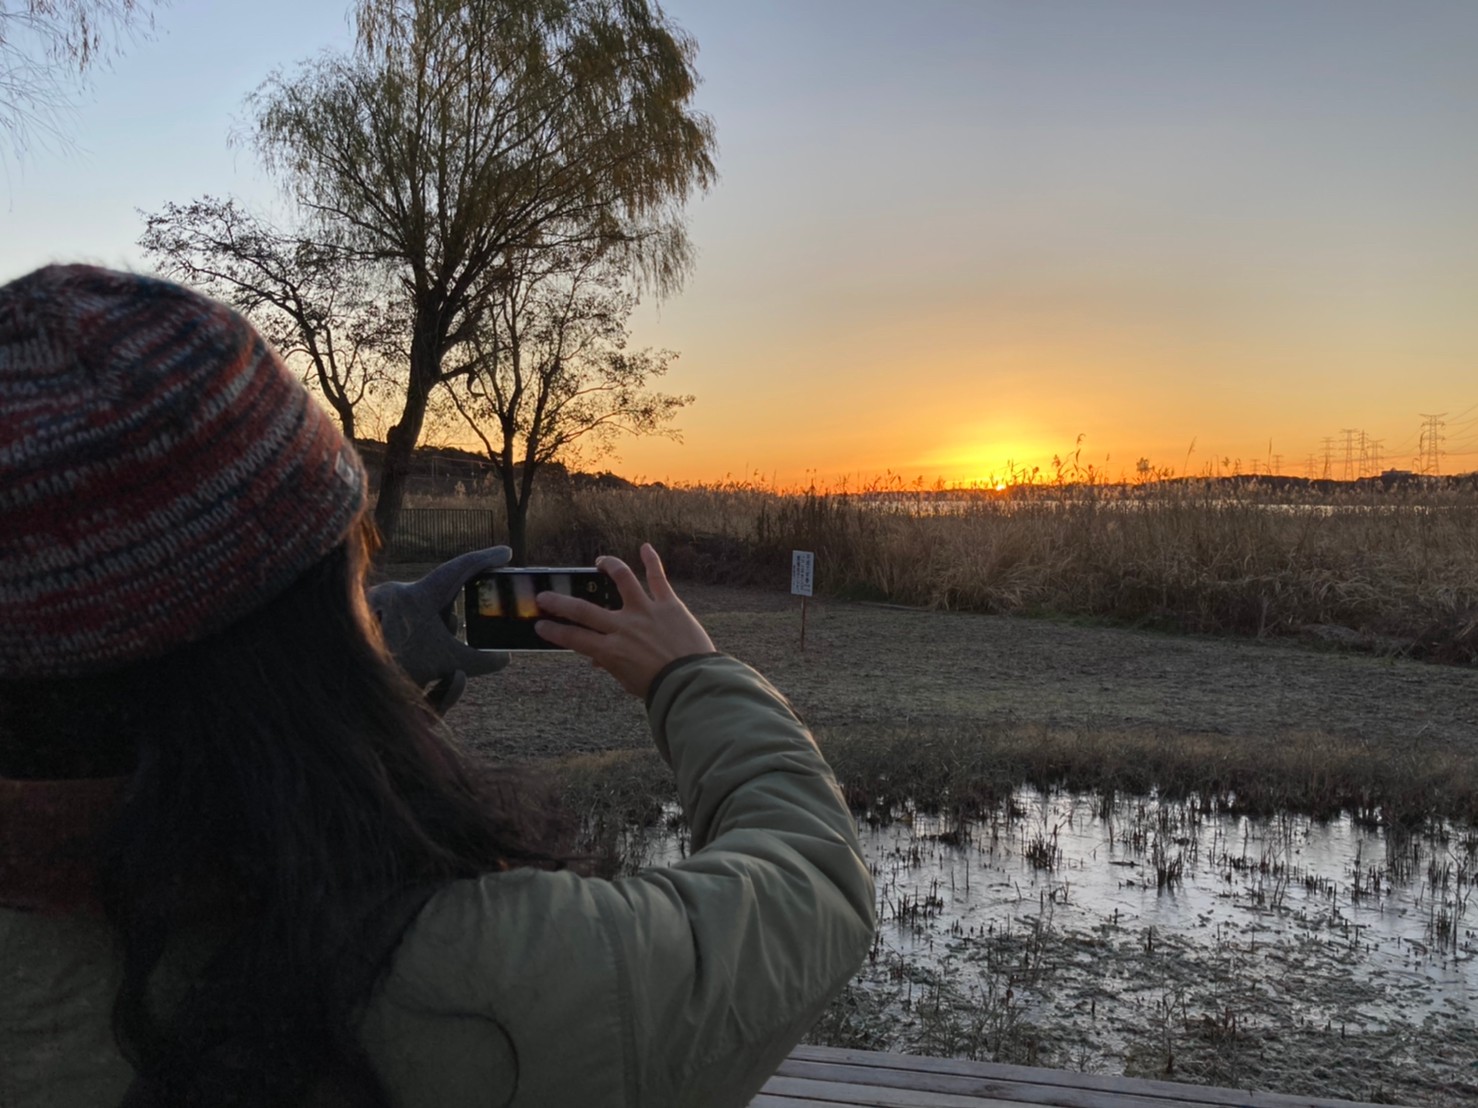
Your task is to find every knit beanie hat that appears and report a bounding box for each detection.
[0,265,367,678]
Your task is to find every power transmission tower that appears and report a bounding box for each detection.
[1321,437,1335,480]
[1367,439,1382,475]
[1356,431,1369,478]
[1340,429,1357,482]
[1304,454,1318,479]
[1419,413,1447,475]
[1271,453,1283,475]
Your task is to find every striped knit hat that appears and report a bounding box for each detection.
[0,265,367,678]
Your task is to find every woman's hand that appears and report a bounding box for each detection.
[535,544,715,698]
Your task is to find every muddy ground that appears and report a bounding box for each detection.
[438,583,1478,1106]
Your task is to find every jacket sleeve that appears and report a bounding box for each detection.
[366,654,875,1108]
[605,653,876,1105]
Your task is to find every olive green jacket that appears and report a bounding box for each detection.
[0,655,875,1107]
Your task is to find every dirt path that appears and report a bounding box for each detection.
[449,583,1478,765]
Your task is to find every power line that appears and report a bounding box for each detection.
[1444,399,1478,424]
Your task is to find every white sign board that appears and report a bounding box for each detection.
[790,550,815,597]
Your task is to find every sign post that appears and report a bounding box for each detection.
[790,550,814,651]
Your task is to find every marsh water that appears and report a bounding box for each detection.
[632,789,1478,1104]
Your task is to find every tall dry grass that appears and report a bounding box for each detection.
[413,476,1478,660]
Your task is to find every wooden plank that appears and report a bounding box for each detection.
[782,1047,1405,1108]
[752,1098,894,1108]
[772,1058,1224,1108]
[757,1074,1030,1107]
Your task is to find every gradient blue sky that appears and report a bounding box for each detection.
[5,0,1477,484]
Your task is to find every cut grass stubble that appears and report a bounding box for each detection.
[548,722,1478,858]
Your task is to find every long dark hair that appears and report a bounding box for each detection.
[0,524,553,1106]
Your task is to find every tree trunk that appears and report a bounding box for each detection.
[506,506,529,567]
[372,323,438,550]
[498,464,529,565]
[325,384,356,444]
[373,420,416,547]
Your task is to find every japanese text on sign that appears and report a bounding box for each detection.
[791,550,814,597]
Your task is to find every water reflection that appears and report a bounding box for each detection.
[632,788,1477,1099]
[871,789,1476,1031]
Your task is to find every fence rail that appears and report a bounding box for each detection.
[383,509,498,563]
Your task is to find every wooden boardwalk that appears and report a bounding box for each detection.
[753,1046,1404,1108]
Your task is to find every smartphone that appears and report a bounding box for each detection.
[464,567,622,650]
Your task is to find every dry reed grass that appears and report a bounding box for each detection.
[415,475,1478,661]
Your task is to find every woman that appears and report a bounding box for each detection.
[0,265,874,1107]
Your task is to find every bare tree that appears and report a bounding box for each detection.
[140,196,403,442]
[238,0,715,542]
[446,244,690,563]
[1,0,156,160]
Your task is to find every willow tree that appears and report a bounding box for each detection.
[244,0,715,541]
[2,0,158,160]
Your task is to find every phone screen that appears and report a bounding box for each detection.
[464,568,621,650]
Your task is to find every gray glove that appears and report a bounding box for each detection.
[367,547,513,713]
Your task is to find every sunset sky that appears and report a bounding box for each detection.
[5,0,1476,486]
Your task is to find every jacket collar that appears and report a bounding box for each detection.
[0,776,126,915]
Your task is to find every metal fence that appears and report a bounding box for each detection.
[383,509,499,563]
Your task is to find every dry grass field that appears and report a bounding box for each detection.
[383,475,1478,827]
[437,579,1478,830]
[410,475,1478,664]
